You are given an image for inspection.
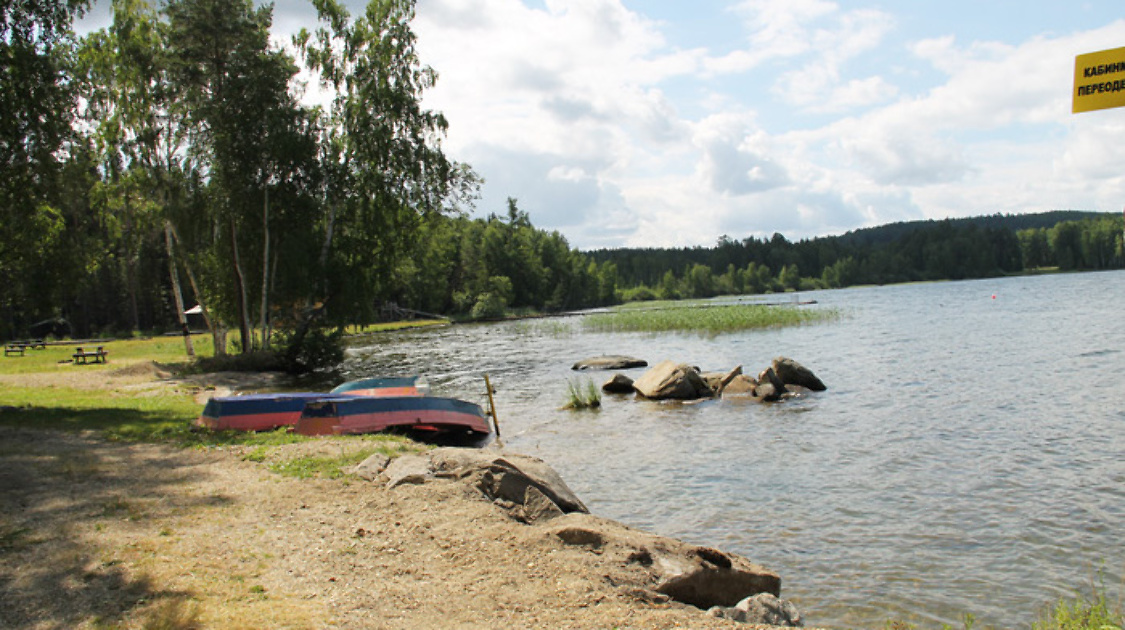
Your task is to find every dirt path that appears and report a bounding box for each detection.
[0,425,790,629]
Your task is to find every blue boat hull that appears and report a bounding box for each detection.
[195,393,343,432]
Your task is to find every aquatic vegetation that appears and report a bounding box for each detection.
[582,303,839,335]
[884,578,1124,630]
[562,379,601,410]
[1032,580,1123,630]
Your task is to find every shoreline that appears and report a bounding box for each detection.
[0,365,823,629]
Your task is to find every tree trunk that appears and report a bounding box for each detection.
[164,221,195,357]
[229,216,252,353]
[124,191,141,332]
[167,220,225,357]
[317,200,337,298]
[260,186,270,348]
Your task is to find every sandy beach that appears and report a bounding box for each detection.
[0,366,809,629]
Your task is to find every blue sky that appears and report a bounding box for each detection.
[80,1,1125,249]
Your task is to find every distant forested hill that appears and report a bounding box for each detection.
[586,211,1123,300]
[834,211,1109,247]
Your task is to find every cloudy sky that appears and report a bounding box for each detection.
[81,1,1125,249]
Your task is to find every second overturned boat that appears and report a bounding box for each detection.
[294,395,492,438]
[329,375,429,397]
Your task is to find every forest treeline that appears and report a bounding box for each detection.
[3,2,1123,366]
[589,211,1125,300]
[0,0,615,366]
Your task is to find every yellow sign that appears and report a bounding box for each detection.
[1074,46,1125,113]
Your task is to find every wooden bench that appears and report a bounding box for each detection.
[73,346,108,364]
[5,344,26,357]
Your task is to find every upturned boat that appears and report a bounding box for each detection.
[293,395,492,438]
[329,375,429,397]
[195,376,427,432]
[194,392,343,432]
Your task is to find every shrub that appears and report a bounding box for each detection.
[469,292,507,320]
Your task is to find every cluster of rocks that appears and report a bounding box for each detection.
[350,448,804,626]
[574,355,826,403]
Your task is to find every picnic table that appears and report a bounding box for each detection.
[4,340,45,357]
[72,346,108,364]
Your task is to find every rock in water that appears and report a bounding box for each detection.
[601,373,635,394]
[753,366,788,402]
[632,361,712,400]
[709,592,804,626]
[771,357,826,391]
[720,374,758,398]
[572,355,648,371]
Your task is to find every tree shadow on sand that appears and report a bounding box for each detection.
[0,414,235,629]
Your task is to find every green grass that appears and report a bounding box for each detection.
[583,303,839,335]
[0,387,202,442]
[0,335,425,455]
[0,334,217,374]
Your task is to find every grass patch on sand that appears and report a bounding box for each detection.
[268,442,418,479]
[584,303,839,335]
[242,434,425,479]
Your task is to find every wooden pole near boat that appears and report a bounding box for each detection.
[484,373,501,442]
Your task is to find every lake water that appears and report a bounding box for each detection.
[338,271,1125,629]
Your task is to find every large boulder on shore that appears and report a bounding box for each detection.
[428,448,588,521]
[771,357,826,391]
[545,513,782,610]
[632,361,712,400]
[572,355,648,371]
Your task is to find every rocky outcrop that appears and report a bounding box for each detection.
[355,448,588,522]
[352,447,799,622]
[632,361,712,400]
[572,355,648,371]
[624,357,824,403]
[545,513,781,610]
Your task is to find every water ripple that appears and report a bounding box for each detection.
[341,271,1125,629]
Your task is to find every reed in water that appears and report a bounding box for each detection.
[584,303,839,335]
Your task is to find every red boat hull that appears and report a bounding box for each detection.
[294,396,491,437]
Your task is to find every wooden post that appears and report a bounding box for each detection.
[484,373,501,442]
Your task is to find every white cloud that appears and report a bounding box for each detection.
[254,1,1125,248]
[693,113,790,196]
